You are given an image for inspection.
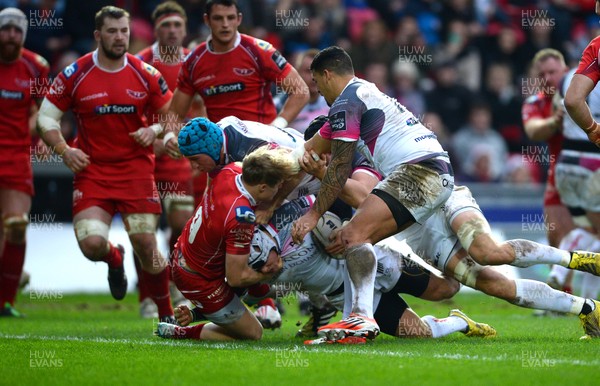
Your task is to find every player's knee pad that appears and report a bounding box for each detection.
[124,213,158,235]
[3,214,29,242]
[74,219,109,241]
[162,196,194,216]
[456,217,491,252]
[452,258,483,288]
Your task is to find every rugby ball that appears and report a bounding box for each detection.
[311,211,344,259]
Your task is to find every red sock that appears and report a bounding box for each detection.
[0,241,26,306]
[142,267,173,317]
[103,243,123,269]
[133,252,151,302]
[258,298,276,309]
[178,323,205,340]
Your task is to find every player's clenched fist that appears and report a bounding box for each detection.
[129,126,158,147]
[174,304,193,326]
[59,145,90,173]
[163,132,182,159]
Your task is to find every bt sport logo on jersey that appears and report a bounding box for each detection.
[94,104,137,115]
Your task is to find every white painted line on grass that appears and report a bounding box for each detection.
[1,333,598,367]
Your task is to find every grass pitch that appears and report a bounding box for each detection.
[1,291,599,386]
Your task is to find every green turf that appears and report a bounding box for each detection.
[1,291,599,386]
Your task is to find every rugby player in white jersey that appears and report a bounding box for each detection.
[315,174,600,339]
[297,127,600,340]
[291,46,454,342]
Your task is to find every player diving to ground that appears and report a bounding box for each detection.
[323,183,600,339]
[292,114,600,340]
[156,196,497,343]
[162,118,300,341]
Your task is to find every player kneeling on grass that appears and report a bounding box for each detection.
[158,197,496,343]
[156,117,297,341]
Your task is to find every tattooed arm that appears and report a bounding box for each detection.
[291,139,356,244]
[313,140,356,214]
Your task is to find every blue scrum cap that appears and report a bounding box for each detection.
[177,117,223,161]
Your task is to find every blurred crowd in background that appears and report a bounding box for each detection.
[4,0,599,185]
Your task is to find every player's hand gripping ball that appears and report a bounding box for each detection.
[312,212,344,259]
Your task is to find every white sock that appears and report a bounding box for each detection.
[513,279,584,314]
[508,239,570,267]
[344,243,377,318]
[581,273,600,299]
[588,239,600,253]
[421,315,468,338]
[559,228,597,251]
[548,264,570,287]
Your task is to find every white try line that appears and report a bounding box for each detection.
[1,333,598,367]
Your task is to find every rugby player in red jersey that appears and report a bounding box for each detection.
[135,1,194,318]
[37,6,175,322]
[162,0,308,160]
[522,49,580,299]
[0,8,49,317]
[157,117,298,341]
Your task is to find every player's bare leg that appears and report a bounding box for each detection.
[545,204,575,248]
[73,206,127,300]
[319,194,400,342]
[445,250,600,338]
[417,273,460,302]
[125,213,173,321]
[73,206,113,260]
[0,189,30,316]
[451,209,600,276]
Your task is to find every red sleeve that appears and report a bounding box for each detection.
[224,219,254,255]
[31,53,50,100]
[177,50,198,96]
[576,36,600,84]
[251,37,293,82]
[522,99,544,123]
[140,62,173,112]
[45,65,74,112]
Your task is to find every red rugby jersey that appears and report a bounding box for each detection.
[137,43,192,184]
[521,92,563,166]
[45,51,172,181]
[177,33,292,123]
[178,163,257,279]
[576,35,600,84]
[0,48,49,151]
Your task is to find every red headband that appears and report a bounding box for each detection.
[155,12,185,27]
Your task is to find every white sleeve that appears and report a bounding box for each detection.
[37,99,64,133]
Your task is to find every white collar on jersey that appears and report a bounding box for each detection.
[235,174,257,206]
[92,49,128,73]
[340,76,359,94]
[206,32,241,54]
